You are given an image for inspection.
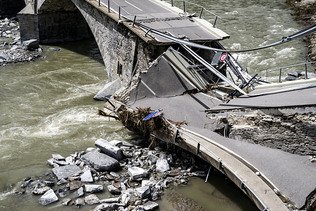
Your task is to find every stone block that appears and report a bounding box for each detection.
[95,139,124,160]
[38,189,58,206]
[81,150,119,172]
[52,164,81,180]
[128,167,148,180]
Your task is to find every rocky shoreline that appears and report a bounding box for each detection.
[15,138,210,211]
[0,17,42,66]
[286,0,316,61]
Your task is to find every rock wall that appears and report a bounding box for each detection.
[0,0,26,18]
[71,0,166,83]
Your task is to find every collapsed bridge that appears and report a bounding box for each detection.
[18,0,316,210]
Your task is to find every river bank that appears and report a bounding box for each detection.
[286,0,316,61]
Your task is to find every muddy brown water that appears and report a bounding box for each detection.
[0,0,307,210]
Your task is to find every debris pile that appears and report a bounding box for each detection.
[16,138,208,210]
[0,17,42,66]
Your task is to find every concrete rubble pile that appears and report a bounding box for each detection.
[16,138,209,211]
[0,17,42,66]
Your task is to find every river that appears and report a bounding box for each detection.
[0,0,306,210]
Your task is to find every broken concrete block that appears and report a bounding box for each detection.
[156,157,170,173]
[52,165,81,180]
[22,39,39,51]
[85,184,103,193]
[81,150,119,172]
[80,170,93,183]
[141,201,159,210]
[95,139,124,160]
[84,194,100,205]
[135,185,150,198]
[128,167,148,180]
[38,189,58,205]
[107,184,121,195]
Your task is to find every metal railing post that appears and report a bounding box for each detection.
[279,68,282,82]
[119,6,121,19]
[171,0,174,6]
[213,16,218,28]
[304,62,308,79]
[108,0,110,13]
[199,7,204,18]
[34,0,38,14]
[183,1,186,13]
[132,16,137,27]
[98,0,100,6]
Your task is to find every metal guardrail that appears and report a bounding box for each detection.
[89,0,224,28]
[260,61,316,82]
[177,127,272,211]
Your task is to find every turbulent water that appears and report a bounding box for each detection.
[0,0,308,210]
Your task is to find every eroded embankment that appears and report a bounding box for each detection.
[206,107,316,156]
[286,0,316,60]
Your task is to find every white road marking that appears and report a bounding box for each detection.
[125,0,143,11]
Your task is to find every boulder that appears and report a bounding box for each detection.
[38,189,58,205]
[95,139,124,160]
[22,39,39,51]
[128,167,148,180]
[84,194,100,205]
[52,165,81,180]
[156,157,170,173]
[81,150,119,172]
[135,186,151,199]
[141,201,159,211]
[85,184,104,193]
[80,170,93,183]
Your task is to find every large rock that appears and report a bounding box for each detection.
[52,164,81,180]
[128,167,148,180]
[81,150,119,172]
[95,139,124,160]
[38,189,58,205]
[156,157,170,173]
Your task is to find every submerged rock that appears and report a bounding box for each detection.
[38,189,58,205]
[81,150,120,172]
